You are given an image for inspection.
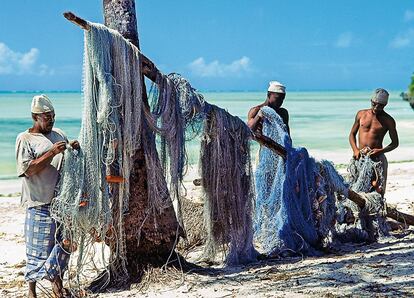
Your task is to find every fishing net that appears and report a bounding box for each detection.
[50,17,384,280]
[51,23,257,292]
[167,73,207,140]
[50,22,164,288]
[335,156,389,242]
[200,105,257,265]
[150,72,257,265]
[146,72,187,228]
[254,106,347,256]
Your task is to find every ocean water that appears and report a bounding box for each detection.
[1,91,413,180]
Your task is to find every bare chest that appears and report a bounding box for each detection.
[359,114,387,134]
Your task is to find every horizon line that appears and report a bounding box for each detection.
[0,88,405,94]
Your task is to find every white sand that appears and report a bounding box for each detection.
[1,162,413,297]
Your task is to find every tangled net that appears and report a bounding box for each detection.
[51,21,259,294]
[336,156,389,243]
[51,22,144,287]
[254,106,348,256]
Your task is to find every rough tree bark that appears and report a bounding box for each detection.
[102,0,180,281]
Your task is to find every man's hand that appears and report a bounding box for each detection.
[368,148,383,158]
[352,149,361,160]
[69,140,80,150]
[51,141,67,155]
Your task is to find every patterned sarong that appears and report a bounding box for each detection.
[25,204,70,282]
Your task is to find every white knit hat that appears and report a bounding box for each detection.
[371,88,389,105]
[31,94,54,114]
[268,81,286,94]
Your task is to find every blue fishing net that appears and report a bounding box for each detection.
[254,106,344,256]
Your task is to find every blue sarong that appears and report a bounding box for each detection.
[25,204,70,282]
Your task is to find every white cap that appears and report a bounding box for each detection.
[268,81,286,94]
[371,88,389,105]
[31,94,54,114]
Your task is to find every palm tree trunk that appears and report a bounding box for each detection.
[103,0,180,281]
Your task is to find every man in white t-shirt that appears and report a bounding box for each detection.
[16,94,79,298]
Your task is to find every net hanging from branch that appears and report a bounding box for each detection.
[148,73,257,265]
[200,105,258,265]
[50,21,154,287]
[254,106,348,256]
[51,21,258,293]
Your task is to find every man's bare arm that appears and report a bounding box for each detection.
[349,112,361,159]
[25,141,67,177]
[385,118,399,153]
[247,106,263,132]
[371,117,399,157]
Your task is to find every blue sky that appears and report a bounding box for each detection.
[1,1,414,91]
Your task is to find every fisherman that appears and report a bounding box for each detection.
[16,94,79,298]
[349,88,399,194]
[247,81,290,135]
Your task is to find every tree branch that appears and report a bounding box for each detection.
[63,11,287,158]
[63,11,158,81]
[63,12,90,30]
[253,133,287,160]
[348,189,414,226]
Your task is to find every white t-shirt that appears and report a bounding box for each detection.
[15,128,68,208]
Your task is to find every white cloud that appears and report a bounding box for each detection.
[188,56,251,78]
[404,10,414,22]
[390,29,414,48]
[334,32,353,48]
[0,42,53,75]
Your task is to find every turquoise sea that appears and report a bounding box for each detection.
[1,91,413,180]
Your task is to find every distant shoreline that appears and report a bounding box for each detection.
[0,89,406,94]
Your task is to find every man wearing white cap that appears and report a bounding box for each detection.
[247,81,290,135]
[348,88,399,194]
[15,94,79,297]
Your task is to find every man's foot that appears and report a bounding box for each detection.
[28,281,37,298]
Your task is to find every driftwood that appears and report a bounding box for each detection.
[348,189,414,226]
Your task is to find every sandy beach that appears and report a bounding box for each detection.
[0,160,413,297]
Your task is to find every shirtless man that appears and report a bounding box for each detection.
[349,88,399,194]
[247,81,290,135]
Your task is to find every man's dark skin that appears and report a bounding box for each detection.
[349,100,399,160]
[26,111,79,298]
[247,91,290,135]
